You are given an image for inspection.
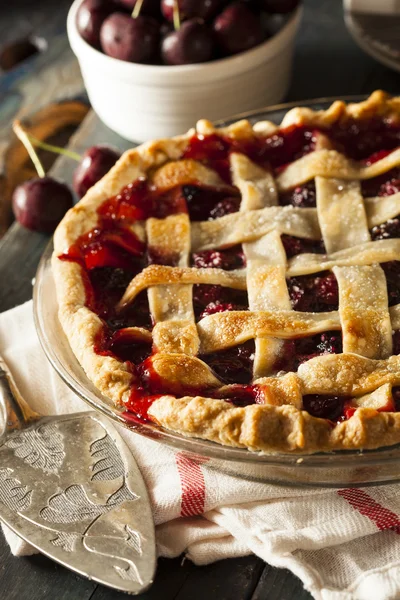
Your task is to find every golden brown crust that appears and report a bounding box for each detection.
[53,91,400,454]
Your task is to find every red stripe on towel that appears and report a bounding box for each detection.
[338,488,400,533]
[176,452,206,517]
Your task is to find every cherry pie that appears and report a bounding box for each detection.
[53,91,400,453]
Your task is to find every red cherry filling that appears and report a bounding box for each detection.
[180,184,240,220]
[181,120,400,187]
[182,134,232,182]
[287,271,339,312]
[199,302,237,318]
[212,384,263,407]
[371,217,400,240]
[201,340,255,385]
[392,387,400,411]
[88,266,136,319]
[192,245,245,270]
[393,330,400,355]
[124,389,160,424]
[281,234,325,258]
[279,181,316,208]
[99,178,187,222]
[182,127,317,183]
[327,118,400,161]
[193,284,248,319]
[262,126,317,169]
[303,395,348,421]
[95,326,152,364]
[381,261,400,306]
[80,229,145,271]
[361,167,400,197]
[274,331,342,372]
[89,266,152,328]
[147,246,180,266]
[209,197,241,219]
[117,291,153,330]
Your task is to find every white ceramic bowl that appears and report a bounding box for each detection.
[67,0,302,142]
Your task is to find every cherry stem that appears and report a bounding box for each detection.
[13,120,45,179]
[173,0,180,31]
[132,0,144,18]
[26,134,81,162]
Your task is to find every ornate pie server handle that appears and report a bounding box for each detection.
[0,354,156,593]
[0,357,39,435]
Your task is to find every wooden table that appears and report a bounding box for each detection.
[1,1,399,598]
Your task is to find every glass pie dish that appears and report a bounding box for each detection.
[33,99,400,488]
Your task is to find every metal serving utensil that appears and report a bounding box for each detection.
[0,355,156,593]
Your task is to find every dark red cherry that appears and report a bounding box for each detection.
[73,144,121,198]
[160,21,174,37]
[100,13,160,63]
[199,302,237,318]
[12,177,73,233]
[161,19,214,65]
[201,341,255,384]
[117,0,162,18]
[279,181,316,208]
[209,197,241,219]
[213,2,264,56]
[260,0,300,13]
[213,384,261,407]
[288,272,339,312]
[161,0,225,22]
[393,330,400,355]
[371,217,400,241]
[303,395,346,421]
[381,261,400,306]
[192,247,245,270]
[281,234,325,258]
[76,0,116,48]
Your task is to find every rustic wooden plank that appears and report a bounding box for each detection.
[91,557,194,600]
[0,534,96,600]
[0,223,48,311]
[174,556,265,600]
[251,563,313,600]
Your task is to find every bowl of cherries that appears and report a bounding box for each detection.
[68,0,302,142]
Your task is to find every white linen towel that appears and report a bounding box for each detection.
[2,301,400,600]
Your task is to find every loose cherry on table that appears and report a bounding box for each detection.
[12,177,74,233]
[18,132,121,200]
[73,144,121,198]
[11,120,74,233]
[11,120,122,232]
[212,2,265,56]
[76,0,117,48]
[161,19,214,65]
[100,12,160,63]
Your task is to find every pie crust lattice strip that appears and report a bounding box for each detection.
[53,90,400,453]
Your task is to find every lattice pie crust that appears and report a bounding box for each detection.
[53,91,400,453]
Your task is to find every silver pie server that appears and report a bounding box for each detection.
[0,355,156,593]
